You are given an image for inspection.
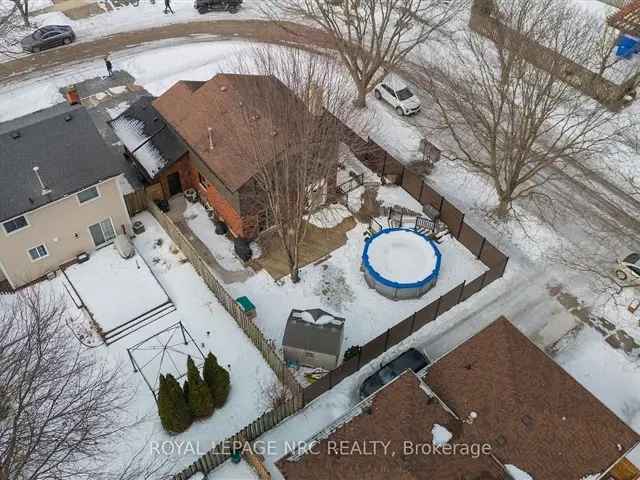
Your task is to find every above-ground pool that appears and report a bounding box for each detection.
[362,228,441,300]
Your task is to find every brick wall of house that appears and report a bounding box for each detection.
[160,154,193,198]
[144,154,193,202]
[190,163,247,238]
[188,156,339,241]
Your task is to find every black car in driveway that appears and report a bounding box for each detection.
[359,348,430,399]
[194,0,242,13]
[21,25,76,53]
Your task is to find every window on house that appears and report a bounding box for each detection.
[78,186,99,204]
[3,215,28,234]
[198,172,209,188]
[28,244,48,261]
[88,218,115,247]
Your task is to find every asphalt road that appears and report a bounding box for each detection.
[0,19,332,83]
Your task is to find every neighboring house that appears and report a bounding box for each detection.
[283,308,345,370]
[0,106,131,289]
[110,95,190,201]
[112,74,337,240]
[277,318,640,480]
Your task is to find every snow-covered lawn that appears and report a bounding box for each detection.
[224,175,487,354]
[556,327,640,433]
[58,211,281,473]
[65,244,170,332]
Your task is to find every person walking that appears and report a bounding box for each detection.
[164,0,174,14]
[104,55,113,77]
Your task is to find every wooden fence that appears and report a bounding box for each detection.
[124,189,148,217]
[174,397,299,479]
[143,123,507,478]
[301,120,510,406]
[147,198,301,398]
[302,257,507,406]
[146,199,304,479]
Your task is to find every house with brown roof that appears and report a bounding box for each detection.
[277,318,640,480]
[112,74,338,240]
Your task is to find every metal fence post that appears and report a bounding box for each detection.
[500,257,509,277]
[456,215,465,239]
[383,328,391,351]
[457,281,466,304]
[409,313,417,334]
[479,271,488,290]
[434,297,442,319]
[382,152,387,179]
[477,237,486,260]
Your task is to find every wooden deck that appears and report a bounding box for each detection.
[255,216,357,282]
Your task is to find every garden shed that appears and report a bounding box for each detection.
[283,309,345,370]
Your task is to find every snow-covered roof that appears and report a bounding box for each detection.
[109,96,187,181]
[111,116,167,178]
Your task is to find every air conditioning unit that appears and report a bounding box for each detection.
[184,188,198,203]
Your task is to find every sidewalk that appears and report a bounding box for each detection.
[0,20,331,82]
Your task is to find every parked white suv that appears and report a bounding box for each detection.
[374,80,422,116]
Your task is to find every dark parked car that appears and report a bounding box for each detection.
[21,25,75,53]
[194,0,242,13]
[359,348,429,399]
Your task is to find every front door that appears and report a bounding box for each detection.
[167,172,182,196]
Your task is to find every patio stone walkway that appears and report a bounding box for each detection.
[167,195,254,284]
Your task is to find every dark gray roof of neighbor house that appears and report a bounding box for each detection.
[109,95,188,181]
[283,309,345,356]
[0,106,123,222]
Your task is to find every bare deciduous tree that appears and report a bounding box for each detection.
[0,288,132,480]
[0,0,34,58]
[225,47,364,283]
[267,0,462,107]
[415,0,619,217]
[259,377,293,411]
[592,25,640,96]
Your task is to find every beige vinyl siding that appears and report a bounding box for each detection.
[0,176,131,288]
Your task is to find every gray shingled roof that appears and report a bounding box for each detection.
[283,309,345,356]
[109,95,187,181]
[0,106,123,222]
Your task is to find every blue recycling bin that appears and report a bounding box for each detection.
[616,34,640,59]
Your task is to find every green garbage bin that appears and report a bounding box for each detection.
[236,296,256,319]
